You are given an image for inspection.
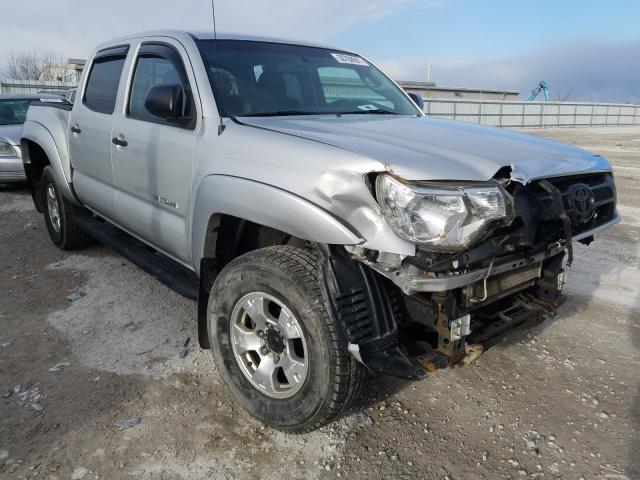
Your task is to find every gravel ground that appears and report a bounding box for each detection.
[0,127,638,480]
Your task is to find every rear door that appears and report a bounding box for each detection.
[69,45,129,217]
[110,40,200,264]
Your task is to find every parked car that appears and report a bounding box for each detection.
[0,94,68,183]
[20,30,619,432]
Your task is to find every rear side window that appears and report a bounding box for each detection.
[83,54,127,114]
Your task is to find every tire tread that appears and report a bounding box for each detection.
[213,245,365,433]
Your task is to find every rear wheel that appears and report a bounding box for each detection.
[207,246,365,433]
[41,166,92,250]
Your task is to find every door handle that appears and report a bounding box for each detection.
[112,136,128,147]
[70,125,81,134]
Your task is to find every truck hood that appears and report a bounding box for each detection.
[240,115,611,183]
[0,124,22,146]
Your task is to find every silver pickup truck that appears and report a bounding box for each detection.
[21,30,619,433]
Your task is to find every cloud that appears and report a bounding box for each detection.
[2,1,636,104]
[0,0,428,66]
[379,38,640,103]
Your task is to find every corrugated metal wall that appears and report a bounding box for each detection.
[0,79,75,94]
[424,99,640,127]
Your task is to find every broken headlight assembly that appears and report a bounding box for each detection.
[376,174,514,251]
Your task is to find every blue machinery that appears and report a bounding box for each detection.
[526,81,551,101]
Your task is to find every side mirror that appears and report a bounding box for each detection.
[144,84,184,120]
[407,92,424,111]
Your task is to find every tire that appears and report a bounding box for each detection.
[41,166,92,250]
[207,246,366,433]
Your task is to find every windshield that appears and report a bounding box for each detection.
[196,40,420,117]
[0,99,32,125]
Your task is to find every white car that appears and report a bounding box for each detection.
[0,94,67,183]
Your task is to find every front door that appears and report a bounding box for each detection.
[110,40,199,264]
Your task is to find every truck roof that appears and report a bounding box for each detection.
[96,30,347,53]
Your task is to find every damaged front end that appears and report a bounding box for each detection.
[320,171,619,378]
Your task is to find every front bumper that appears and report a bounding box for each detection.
[0,153,26,182]
[374,213,620,295]
[322,244,569,379]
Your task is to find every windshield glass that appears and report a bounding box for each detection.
[0,99,32,125]
[196,40,420,117]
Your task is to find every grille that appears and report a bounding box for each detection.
[465,263,542,305]
[531,172,616,237]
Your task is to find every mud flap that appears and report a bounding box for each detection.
[318,245,428,380]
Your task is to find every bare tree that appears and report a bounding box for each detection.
[5,51,64,81]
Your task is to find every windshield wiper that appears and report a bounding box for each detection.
[244,111,324,117]
[337,110,399,115]
[242,109,400,117]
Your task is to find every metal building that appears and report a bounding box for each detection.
[398,81,520,101]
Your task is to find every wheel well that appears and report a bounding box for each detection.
[197,213,307,349]
[200,214,308,287]
[21,140,50,212]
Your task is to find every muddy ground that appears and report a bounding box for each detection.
[1,127,638,480]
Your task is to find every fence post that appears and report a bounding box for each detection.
[605,105,610,126]
[539,103,544,127]
[478,101,482,124]
[499,101,503,127]
[573,104,578,127]
[453,100,457,121]
[521,103,525,126]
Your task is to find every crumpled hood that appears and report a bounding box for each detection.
[0,124,22,146]
[241,115,611,183]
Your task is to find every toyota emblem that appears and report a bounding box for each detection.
[569,183,595,222]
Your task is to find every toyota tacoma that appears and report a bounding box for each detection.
[20,30,619,433]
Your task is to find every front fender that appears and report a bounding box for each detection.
[191,175,364,273]
[21,121,78,204]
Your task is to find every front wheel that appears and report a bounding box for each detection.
[207,246,365,433]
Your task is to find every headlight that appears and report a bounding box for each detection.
[0,142,17,157]
[376,174,513,251]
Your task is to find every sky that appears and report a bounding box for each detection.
[1,0,639,102]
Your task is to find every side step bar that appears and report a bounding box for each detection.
[74,212,199,300]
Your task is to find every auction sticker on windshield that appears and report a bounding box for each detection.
[331,53,368,66]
